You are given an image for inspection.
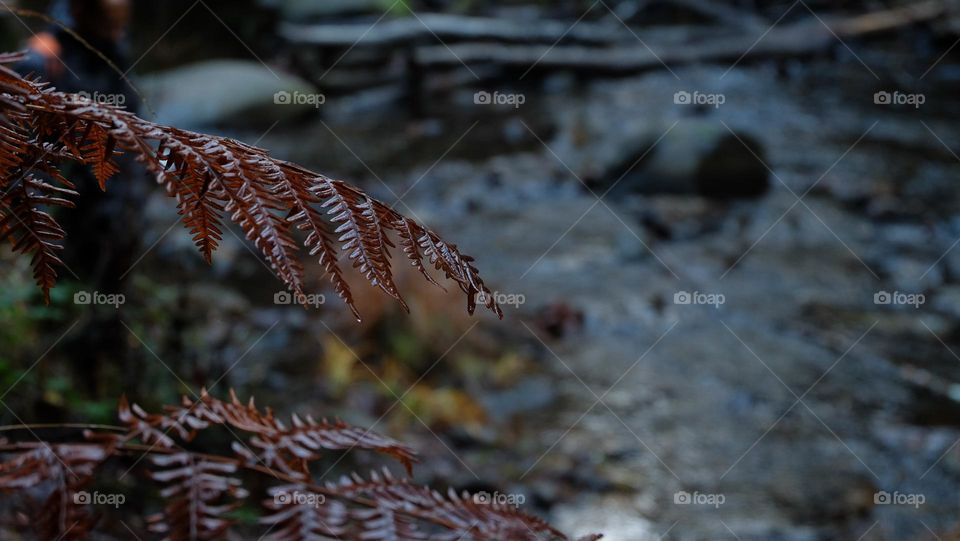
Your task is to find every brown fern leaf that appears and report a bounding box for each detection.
[147,452,248,541]
[0,123,28,182]
[328,469,569,541]
[320,180,408,311]
[381,207,501,318]
[352,506,433,541]
[121,390,418,475]
[240,412,418,477]
[202,389,417,474]
[0,390,602,541]
[274,162,358,320]
[118,394,193,448]
[356,194,407,310]
[0,56,501,318]
[0,444,110,541]
[187,135,306,297]
[265,471,598,541]
[260,483,350,541]
[0,171,78,302]
[394,217,443,290]
[0,54,33,114]
[158,152,225,263]
[77,122,119,190]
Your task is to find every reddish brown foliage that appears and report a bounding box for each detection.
[0,52,501,320]
[0,391,601,541]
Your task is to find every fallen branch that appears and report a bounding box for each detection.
[280,12,632,48]
[413,1,949,74]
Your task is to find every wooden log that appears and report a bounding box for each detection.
[413,22,831,74]
[280,13,632,48]
[412,2,949,74]
[833,0,947,36]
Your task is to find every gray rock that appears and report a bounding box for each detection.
[139,60,320,129]
[602,119,770,199]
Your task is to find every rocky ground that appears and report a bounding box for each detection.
[131,53,960,540]
[371,65,960,539]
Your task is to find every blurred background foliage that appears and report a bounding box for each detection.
[3,0,960,539]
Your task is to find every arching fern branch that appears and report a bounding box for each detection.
[0,52,502,320]
[0,390,602,541]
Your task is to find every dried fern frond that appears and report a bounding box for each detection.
[0,53,502,319]
[261,468,601,541]
[0,170,78,294]
[119,389,418,475]
[0,391,601,541]
[328,468,568,541]
[0,443,109,540]
[147,451,248,541]
[260,482,350,540]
